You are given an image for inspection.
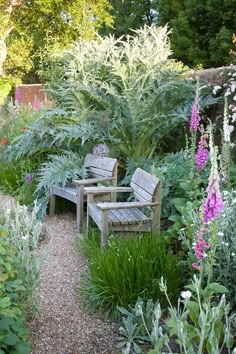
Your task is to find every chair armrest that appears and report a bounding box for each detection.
[85,187,133,194]
[96,201,159,210]
[72,177,113,186]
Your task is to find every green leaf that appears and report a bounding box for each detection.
[3,333,18,346]
[0,297,11,309]
[172,197,188,209]
[133,341,142,353]
[208,283,229,294]
[115,340,128,348]
[14,342,31,354]
[186,301,199,323]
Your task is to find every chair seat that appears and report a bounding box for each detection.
[88,203,150,227]
[52,185,112,205]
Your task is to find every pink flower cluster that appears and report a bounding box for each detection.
[15,87,22,103]
[33,96,40,110]
[190,100,201,131]
[196,133,209,170]
[192,227,210,270]
[204,173,224,223]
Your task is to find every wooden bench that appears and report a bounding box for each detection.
[49,154,118,232]
[86,168,162,247]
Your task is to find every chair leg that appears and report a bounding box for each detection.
[101,210,109,247]
[77,185,84,232]
[86,193,94,232]
[49,189,56,216]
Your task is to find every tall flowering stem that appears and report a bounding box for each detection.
[220,96,233,185]
[15,87,22,104]
[190,77,201,174]
[195,128,209,171]
[204,145,224,223]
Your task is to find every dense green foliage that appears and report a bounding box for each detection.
[106,0,158,37]
[45,26,215,166]
[0,238,30,353]
[79,231,183,316]
[0,0,113,83]
[158,0,236,67]
[0,204,43,353]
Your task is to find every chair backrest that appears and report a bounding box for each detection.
[84,154,118,181]
[131,168,161,202]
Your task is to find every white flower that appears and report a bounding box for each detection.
[218,232,224,236]
[232,253,235,257]
[213,85,221,94]
[21,235,28,240]
[233,95,236,101]
[181,290,192,299]
[230,83,236,92]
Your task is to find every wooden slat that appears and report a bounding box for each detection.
[73,177,113,185]
[97,201,159,210]
[52,186,77,203]
[111,222,151,232]
[84,154,117,172]
[118,209,138,224]
[131,168,160,196]
[123,208,150,224]
[133,191,147,202]
[85,186,133,194]
[88,167,113,178]
[112,209,129,224]
[109,210,121,225]
[131,181,153,202]
[88,203,102,230]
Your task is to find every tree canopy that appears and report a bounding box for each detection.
[0,0,113,81]
[158,0,236,67]
[106,0,158,37]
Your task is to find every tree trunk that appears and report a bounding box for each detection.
[0,0,24,75]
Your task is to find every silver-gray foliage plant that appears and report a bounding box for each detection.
[3,202,44,307]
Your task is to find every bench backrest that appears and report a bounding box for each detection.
[84,154,118,183]
[131,168,161,202]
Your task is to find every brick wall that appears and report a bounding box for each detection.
[15,84,49,106]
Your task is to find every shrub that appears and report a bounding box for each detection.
[0,232,31,353]
[213,190,236,308]
[79,231,183,316]
[116,276,234,354]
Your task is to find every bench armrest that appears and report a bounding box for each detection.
[72,177,113,186]
[96,201,159,210]
[85,186,133,194]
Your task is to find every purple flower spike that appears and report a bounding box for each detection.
[32,97,40,110]
[25,173,33,184]
[15,87,22,103]
[190,100,201,131]
[204,174,224,223]
[196,133,209,170]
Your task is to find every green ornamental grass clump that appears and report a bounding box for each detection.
[79,231,183,316]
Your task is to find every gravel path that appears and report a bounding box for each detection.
[27,213,118,354]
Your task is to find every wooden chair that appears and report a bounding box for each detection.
[49,154,118,232]
[86,168,162,247]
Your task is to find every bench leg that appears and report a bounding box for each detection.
[101,210,109,247]
[86,194,94,232]
[77,185,84,232]
[49,189,56,216]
